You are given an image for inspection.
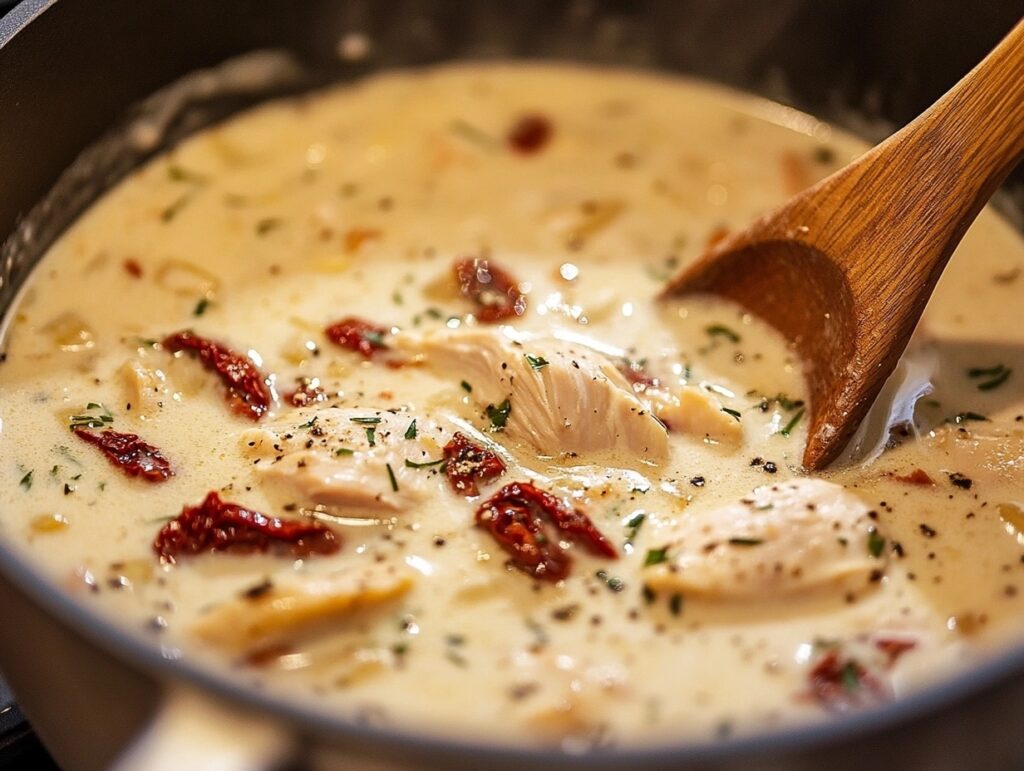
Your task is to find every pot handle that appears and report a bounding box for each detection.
[109,685,294,771]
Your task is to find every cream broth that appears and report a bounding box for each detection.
[1,63,1023,748]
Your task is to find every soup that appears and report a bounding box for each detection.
[1,63,1022,748]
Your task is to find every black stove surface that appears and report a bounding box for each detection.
[0,676,58,770]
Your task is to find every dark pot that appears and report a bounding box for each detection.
[0,2,1022,769]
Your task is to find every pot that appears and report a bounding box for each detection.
[0,1,1022,769]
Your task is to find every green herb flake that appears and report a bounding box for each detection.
[160,192,194,223]
[365,427,377,447]
[705,324,741,344]
[485,398,512,430]
[721,407,742,421]
[68,403,114,430]
[780,408,805,437]
[297,415,318,430]
[349,416,382,425]
[193,297,210,317]
[966,363,1013,391]
[404,419,418,440]
[334,447,355,457]
[405,457,444,469]
[255,217,282,236]
[460,380,473,393]
[625,512,646,544]
[644,547,669,567]
[385,463,399,492]
[867,527,886,558]
[595,569,625,593]
[449,119,498,150]
[525,354,550,371]
[952,411,989,424]
[19,470,33,491]
[728,537,764,547]
[840,661,861,691]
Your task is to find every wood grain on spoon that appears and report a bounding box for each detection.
[662,19,1024,470]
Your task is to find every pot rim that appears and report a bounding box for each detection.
[2,0,1024,766]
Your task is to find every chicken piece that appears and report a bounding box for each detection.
[502,650,630,744]
[644,479,885,600]
[193,565,413,649]
[399,328,668,461]
[645,385,743,446]
[241,407,449,514]
[119,359,169,417]
[923,423,1024,488]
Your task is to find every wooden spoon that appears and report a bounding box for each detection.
[662,19,1024,470]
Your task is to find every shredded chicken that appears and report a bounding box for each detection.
[644,385,743,445]
[193,565,413,649]
[241,407,449,514]
[399,327,669,461]
[119,359,168,417]
[645,479,886,600]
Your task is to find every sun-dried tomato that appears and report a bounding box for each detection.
[443,432,506,496]
[507,114,553,155]
[475,482,616,581]
[453,258,526,323]
[284,377,327,407]
[163,331,271,420]
[890,468,935,486]
[324,317,390,359]
[807,649,887,713]
[153,491,340,564]
[874,636,917,667]
[73,428,173,482]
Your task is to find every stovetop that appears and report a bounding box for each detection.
[0,676,59,770]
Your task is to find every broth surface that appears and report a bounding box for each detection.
[1,64,1023,747]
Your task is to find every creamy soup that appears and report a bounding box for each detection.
[1,63,1023,749]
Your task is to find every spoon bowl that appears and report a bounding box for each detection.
[664,18,1024,469]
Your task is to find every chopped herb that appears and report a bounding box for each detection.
[405,457,444,469]
[644,547,669,566]
[297,415,318,430]
[255,217,282,235]
[596,569,625,593]
[669,593,684,616]
[952,411,989,424]
[193,298,210,316]
[525,354,549,370]
[780,408,805,436]
[160,192,194,223]
[365,427,376,447]
[349,416,382,425]
[721,407,741,421]
[867,527,886,558]
[392,290,403,305]
[334,447,354,457]
[445,649,469,667]
[449,119,497,149]
[68,403,114,430]
[840,661,861,691]
[460,380,473,393]
[424,307,444,320]
[966,363,1012,391]
[705,324,741,343]
[167,164,207,184]
[728,537,764,546]
[485,398,512,430]
[625,512,646,544]
[385,463,399,492]
[404,420,418,440]
[19,470,33,491]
